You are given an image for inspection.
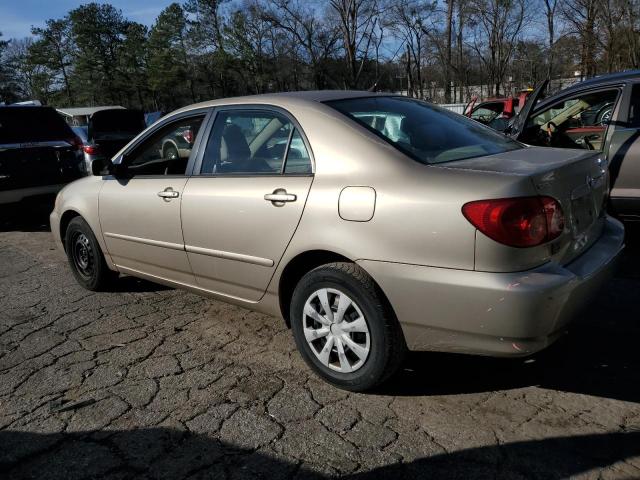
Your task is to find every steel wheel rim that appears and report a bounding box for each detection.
[72,232,95,278]
[302,288,371,373]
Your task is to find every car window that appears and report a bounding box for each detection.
[522,89,618,151]
[326,96,522,165]
[284,129,312,174]
[123,114,205,176]
[528,90,618,129]
[201,110,306,175]
[629,84,640,128]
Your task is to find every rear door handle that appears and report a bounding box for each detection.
[158,187,179,200]
[264,188,296,205]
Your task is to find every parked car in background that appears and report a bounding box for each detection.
[506,70,640,222]
[1,106,84,208]
[70,108,146,174]
[57,106,125,127]
[51,91,623,391]
[465,89,533,130]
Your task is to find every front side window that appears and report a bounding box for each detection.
[200,110,311,175]
[123,114,205,176]
[326,96,522,165]
[522,89,619,151]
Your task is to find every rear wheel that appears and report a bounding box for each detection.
[290,262,406,391]
[65,216,117,291]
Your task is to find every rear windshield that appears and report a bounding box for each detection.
[325,96,522,164]
[90,109,145,138]
[0,107,73,144]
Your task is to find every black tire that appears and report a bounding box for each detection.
[64,216,117,291]
[290,262,406,391]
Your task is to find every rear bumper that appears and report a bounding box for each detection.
[358,216,625,356]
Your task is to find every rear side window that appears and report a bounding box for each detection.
[326,96,522,165]
[0,107,73,144]
[629,84,640,127]
[200,110,312,175]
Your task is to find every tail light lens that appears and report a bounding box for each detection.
[462,196,565,248]
[83,145,99,155]
[182,129,194,143]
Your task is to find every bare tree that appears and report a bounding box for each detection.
[542,0,558,79]
[388,0,435,98]
[329,0,382,89]
[469,0,528,96]
[561,0,599,79]
[263,0,339,89]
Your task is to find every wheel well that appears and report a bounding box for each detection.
[59,210,81,251]
[278,250,352,327]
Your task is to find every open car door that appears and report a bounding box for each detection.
[507,80,548,139]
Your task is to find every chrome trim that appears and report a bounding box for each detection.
[104,232,184,251]
[185,244,274,267]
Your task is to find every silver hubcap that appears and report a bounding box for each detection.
[302,288,370,373]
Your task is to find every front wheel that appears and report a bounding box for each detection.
[290,262,406,391]
[65,216,117,291]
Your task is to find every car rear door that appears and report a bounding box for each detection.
[609,82,640,219]
[180,106,314,302]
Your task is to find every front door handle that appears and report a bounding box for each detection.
[264,188,296,206]
[158,187,179,201]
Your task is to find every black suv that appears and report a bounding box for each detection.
[0,106,84,209]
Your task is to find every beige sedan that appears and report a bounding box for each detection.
[50,91,624,391]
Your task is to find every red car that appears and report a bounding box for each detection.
[464,89,533,130]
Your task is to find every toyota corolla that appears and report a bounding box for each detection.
[50,91,624,391]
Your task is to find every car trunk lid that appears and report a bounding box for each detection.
[441,146,608,266]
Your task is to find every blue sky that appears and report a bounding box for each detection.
[0,0,176,39]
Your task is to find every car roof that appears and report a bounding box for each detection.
[57,106,125,117]
[561,70,640,93]
[172,90,389,115]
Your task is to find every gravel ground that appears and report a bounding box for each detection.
[1,209,639,479]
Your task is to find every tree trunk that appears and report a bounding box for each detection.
[444,0,454,103]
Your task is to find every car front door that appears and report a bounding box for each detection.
[99,110,209,284]
[609,82,640,219]
[180,107,314,302]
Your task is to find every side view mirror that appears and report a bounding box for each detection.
[90,158,110,176]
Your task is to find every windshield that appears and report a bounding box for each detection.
[325,96,522,164]
[0,107,73,144]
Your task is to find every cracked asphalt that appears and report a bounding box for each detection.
[1,209,639,479]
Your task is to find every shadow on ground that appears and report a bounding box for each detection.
[0,429,638,479]
[0,203,53,233]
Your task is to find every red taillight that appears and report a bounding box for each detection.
[83,145,99,155]
[462,196,565,248]
[182,129,194,143]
